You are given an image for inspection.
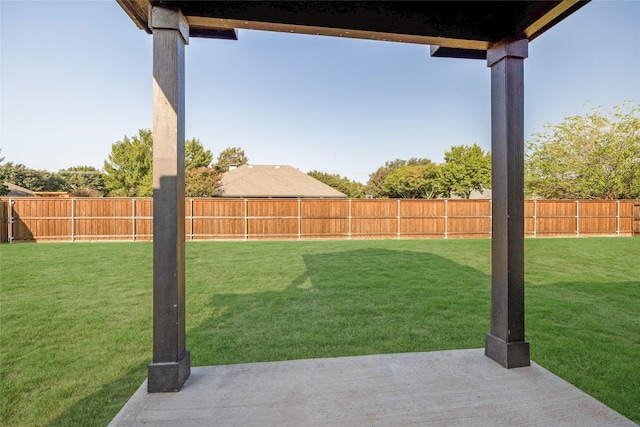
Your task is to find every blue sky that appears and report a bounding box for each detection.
[1,1,639,184]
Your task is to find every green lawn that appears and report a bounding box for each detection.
[1,238,638,426]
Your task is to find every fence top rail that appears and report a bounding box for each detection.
[2,196,639,202]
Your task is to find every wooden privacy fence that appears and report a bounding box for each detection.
[1,198,638,243]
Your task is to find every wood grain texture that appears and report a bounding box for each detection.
[3,198,635,241]
[487,39,529,368]
[148,5,190,392]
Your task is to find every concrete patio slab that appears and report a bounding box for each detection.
[109,349,636,426]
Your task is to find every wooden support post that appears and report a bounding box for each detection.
[147,6,191,392]
[485,39,530,369]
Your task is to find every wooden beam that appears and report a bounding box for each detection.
[429,45,486,60]
[524,0,585,40]
[186,16,490,49]
[147,6,190,392]
[118,1,590,46]
[485,39,530,369]
[116,0,151,33]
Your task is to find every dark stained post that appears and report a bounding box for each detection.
[147,6,191,392]
[485,39,531,368]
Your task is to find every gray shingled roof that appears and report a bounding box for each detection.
[3,182,35,197]
[219,165,347,198]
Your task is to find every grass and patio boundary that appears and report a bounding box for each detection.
[1,238,638,425]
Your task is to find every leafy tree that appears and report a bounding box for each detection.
[185,138,213,170]
[382,163,441,198]
[0,150,7,195]
[57,166,105,197]
[103,129,153,197]
[103,130,216,197]
[439,143,491,199]
[0,162,66,192]
[307,171,364,198]
[214,147,248,173]
[365,158,433,198]
[363,168,387,198]
[185,167,222,197]
[525,102,640,199]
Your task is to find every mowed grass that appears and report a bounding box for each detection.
[1,237,638,426]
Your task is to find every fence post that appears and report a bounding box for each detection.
[347,199,351,240]
[132,198,136,241]
[397,199,401,239]
[189,198,193,241]
[616,200,620,236]
[444,199,448,239]
[8,198,13,243]
[244,199,248,241]
[297,198,301,241]
[576,200,580,237]
[533,199,537,238]
[71,198,76,242]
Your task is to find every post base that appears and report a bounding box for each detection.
[148,349,191,392]
[485,334,530,368]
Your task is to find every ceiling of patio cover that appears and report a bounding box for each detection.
[117,1,589,59]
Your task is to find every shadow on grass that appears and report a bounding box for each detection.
[527,280,640,423]
[48,246,640,425]
[52,247,491,426]
[188,248,492,367]
[47,362,147,427]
